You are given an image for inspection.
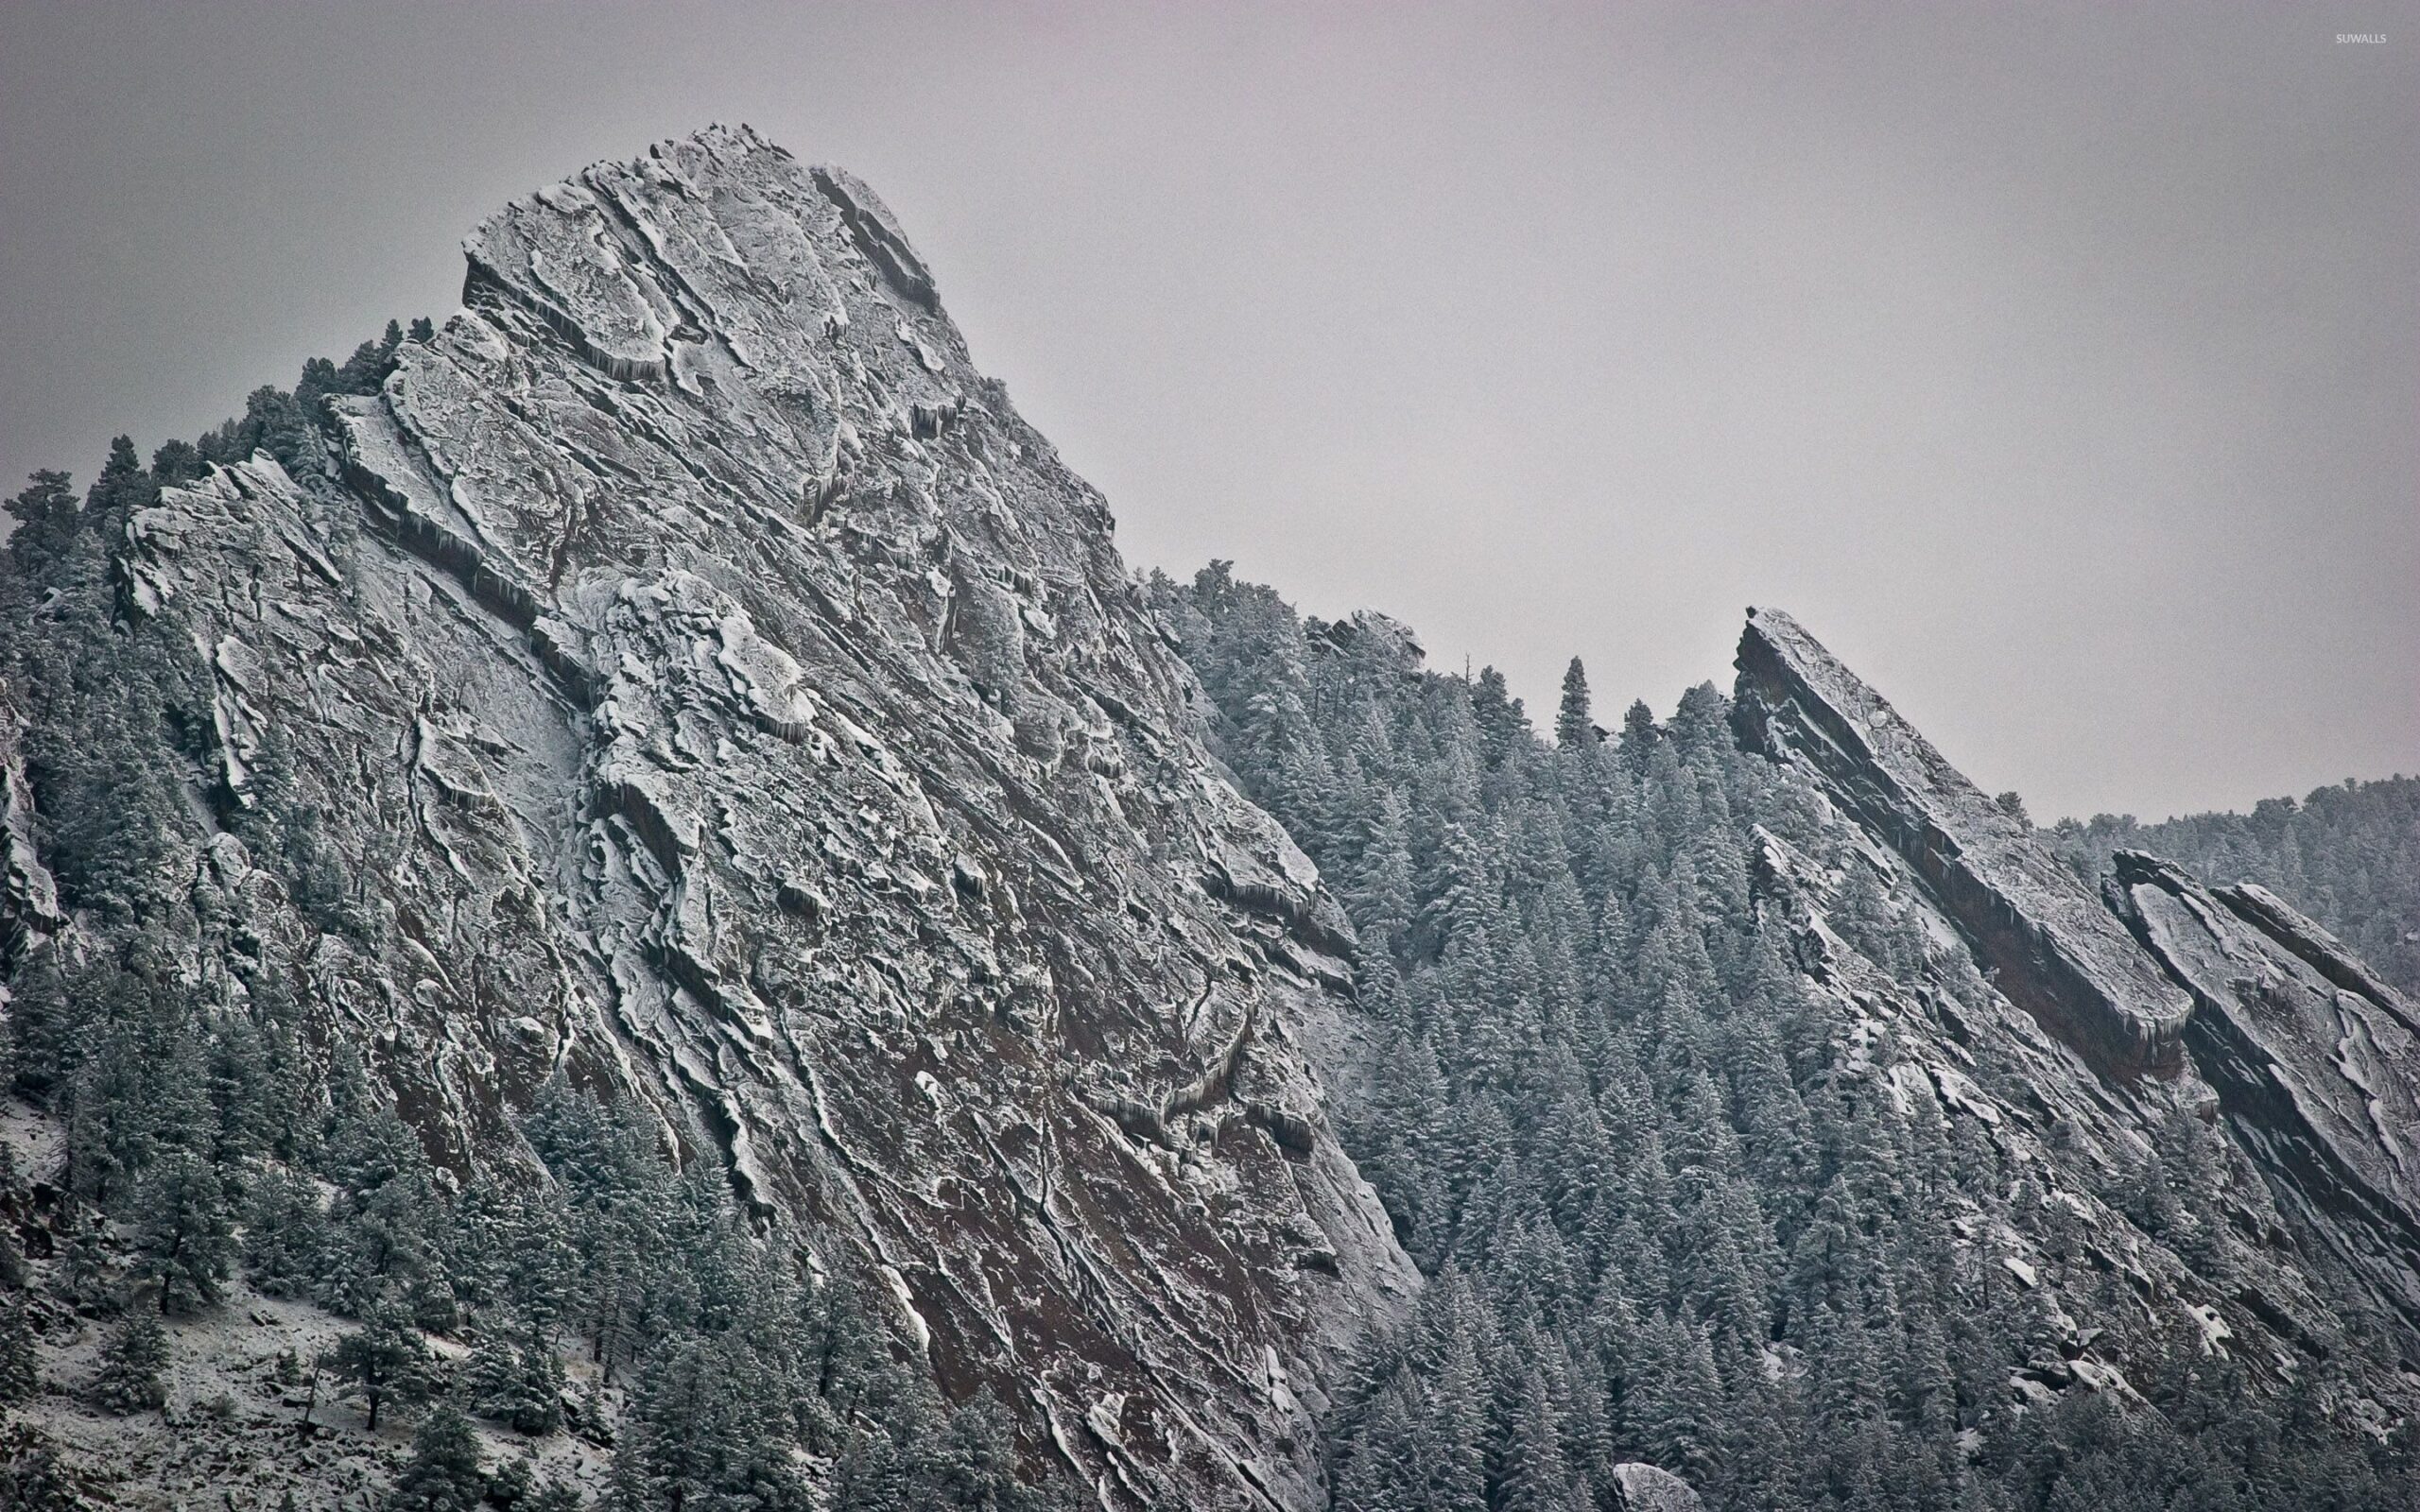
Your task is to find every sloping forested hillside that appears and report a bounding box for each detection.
[1,121,2413,1512]
[1158,562,2419,1512]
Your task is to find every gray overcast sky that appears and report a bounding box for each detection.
[2,2,2412,822]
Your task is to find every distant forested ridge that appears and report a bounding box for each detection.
[2047,778,2420,999]
[1157,561,2419,1512]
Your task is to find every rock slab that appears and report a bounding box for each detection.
[115,125,1413,1509]
[1609,1462,1704,1512]
[1733,607,2193,1080]
[2110,850,2420,1332]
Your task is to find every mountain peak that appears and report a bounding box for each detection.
[43,129,1413,1508]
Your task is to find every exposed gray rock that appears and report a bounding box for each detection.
[1734,607,2193,1081]
[1608,1462,1704,1512]
[2110,850,2420,1334]
[104,124,1412,1509]
[0,689,61,955]
[1746,821,2324,1395]
[1736,607,2420,1383]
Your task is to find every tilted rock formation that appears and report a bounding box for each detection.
[2109,851,2420,1333]
[1736,608,2420,1372]
[13,120,2414,1504]
[1745,818,2325,1398]
[103,125,1413,1508]
[1733,607,2193,1080]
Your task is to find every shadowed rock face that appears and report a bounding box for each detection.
[1732,608,2193,1082]
[2109,852,2420,1336]
[121,125,1412,1509]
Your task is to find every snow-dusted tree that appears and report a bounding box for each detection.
[93,1310,168,1414]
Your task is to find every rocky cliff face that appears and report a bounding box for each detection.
[92,125,1412,1508]
[1736,609,2420,1374]
[1734,608,2193,1082]
[2109,853,2420,1337]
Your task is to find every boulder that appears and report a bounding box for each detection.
[1610,1462,1704,1512]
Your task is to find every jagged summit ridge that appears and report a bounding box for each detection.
[1733,607,2194,1080]
[105,125,1413,1508]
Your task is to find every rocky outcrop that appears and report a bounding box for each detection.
[2109,851,2420,1334]
[1745,821,2302,1400]
[1735,607,2420,1375]
[1733,608,2193,1081]
[105,125,1412,1509]
[0,690,62,955]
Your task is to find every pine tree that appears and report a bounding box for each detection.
[330,1298,431,1431]
[526,1474,586,1511]
[1617,698,1660,772]
[1470,667,1527,770]
[935,1386,1030,1510]
[4,470,82,576]
[0,1288,38,1403]
[52,1209,116,1313]
[150,437,208,485]
[205,1017,276,1169]
[802,1267,883,1434]
[384,1404,488,1511]
[319,1101,449,1319]
[1495,1361,1583,1512]
[486,1453,538,1510]
[244,1163,328,1297]
[501,1190,579,1332]
[133,1150,235,1314]
[0,1421,80,1512]
[829,1422,914,1512]
[617,1332,811,1511]
[467,1320,564,1435]
[0,952,73,1101]
[93,1310,169,1414]
[1333,1372,1427,1512]
[1555,658,1597,749]
[1424,1302,1490,1512]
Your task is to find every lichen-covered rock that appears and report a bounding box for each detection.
[0,688,62,955]
[107,125,1412,1509]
